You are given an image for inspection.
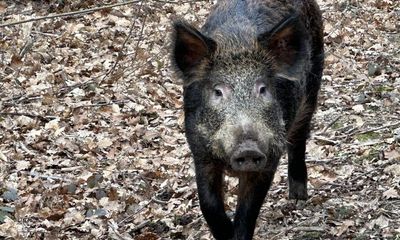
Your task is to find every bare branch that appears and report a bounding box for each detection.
[0,111,55,122]
[0,0,142,28]
[100,1,146,84]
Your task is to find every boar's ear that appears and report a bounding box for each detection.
[173,21,216,76]
[259,14,307,70]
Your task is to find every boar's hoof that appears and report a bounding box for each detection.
[289,179,308,200]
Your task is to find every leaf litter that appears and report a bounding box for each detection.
[0,0,399,239]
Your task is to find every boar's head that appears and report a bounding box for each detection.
[172,14,309,172]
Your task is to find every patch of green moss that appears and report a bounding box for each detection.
[354,235,369,240]
[367,148,382,161]
[293,231,323,240]
[375,85,394,93]
[332,121,344,130]
[336,206,355,220]
[355,131,380,142]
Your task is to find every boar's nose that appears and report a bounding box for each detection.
[230,141,267,172]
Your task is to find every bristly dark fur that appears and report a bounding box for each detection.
[171,0,324,239]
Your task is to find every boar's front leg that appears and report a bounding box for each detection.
[287,80,322,200]
[287,94,319,200]
[195,161,234,240]
[233,173,274,240]
[288,14,324,200]
[287,136,308,200]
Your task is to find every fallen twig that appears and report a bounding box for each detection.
[0,111,54,122]
[350,121,400,136]
[151,196,169,205]
[32,31,60,38]
[72,100,127,109]
[349,158,397,182]
[57,80,95,97]
[131,220,151,232]
[313,135,338,145]
[28,170,71,182]
[291,226,325,232]
[320,115,342,134]
[101,1,145,84]
[61,166,84,172]
[0,0,142,28]
[108,221,133,240]
[118,199,153,225]
[3,94,42,106]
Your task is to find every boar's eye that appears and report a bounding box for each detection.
[210,84,230,104]
[213,85,227,98]
[257,83,267,96]
[256,82,271,99]
[214,88,223,97]
[259,86,267,95]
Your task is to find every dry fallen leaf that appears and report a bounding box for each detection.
[384,164,400,176]
[16,160,30,171]
[334,220,355,236]
[384,149,400,161]
[370,215,390,229]
[97,137,113,149]
[383,188,399,200]
[0,1,399,239]
[352,104,365,113]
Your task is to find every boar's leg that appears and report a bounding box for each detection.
[287,133,309,200]
[286,1,325,199]
[287,94,319,200]
[287,34,324,200]
[195,161,234,239]
[233,173,274,240]
[287,60,323,200]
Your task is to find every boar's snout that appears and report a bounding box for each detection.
[230,140,267,172]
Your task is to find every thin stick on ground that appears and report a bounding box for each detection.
[0,0,142,28]
[350,121,400,136]
[100,1,146,84]
[320,115,342,134]
[0,111,55,121]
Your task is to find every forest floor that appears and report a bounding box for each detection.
[0,0,399,239]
